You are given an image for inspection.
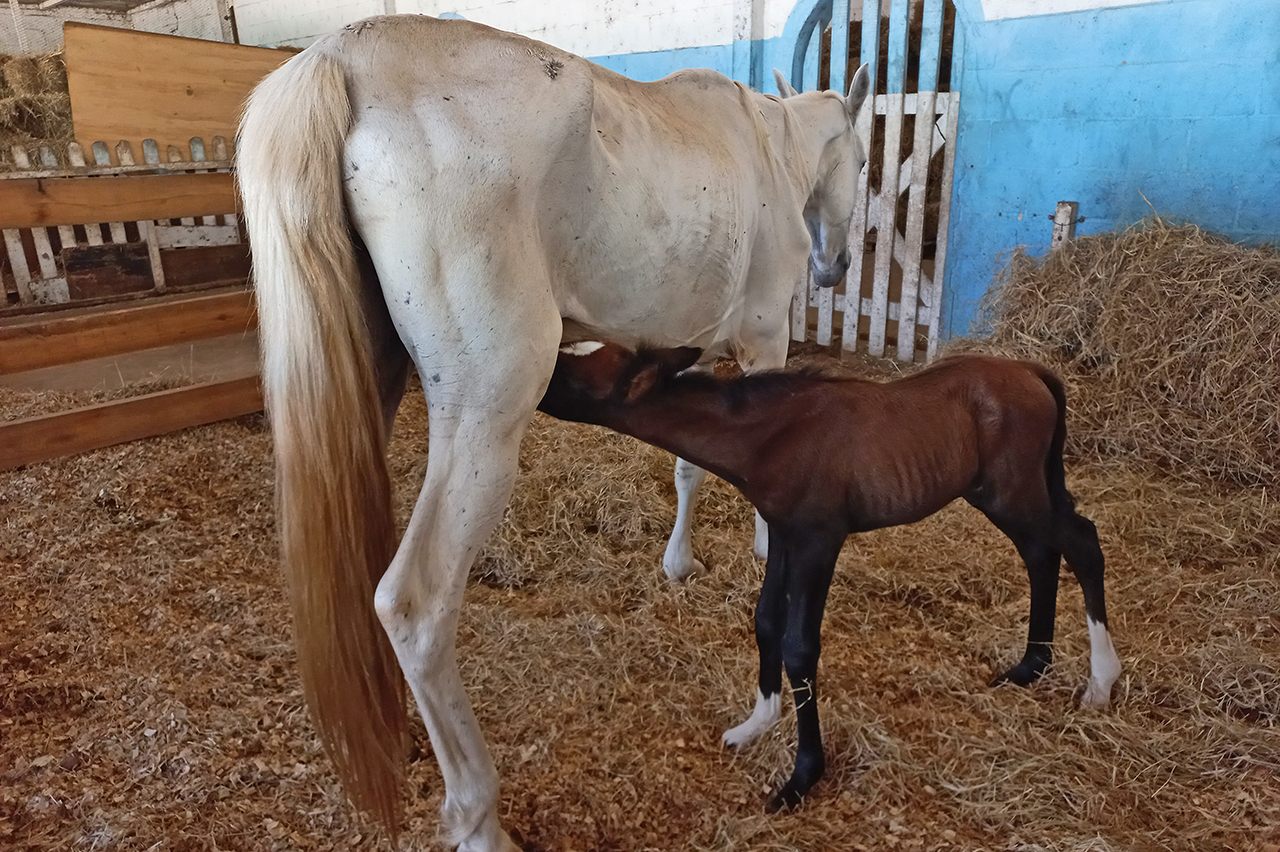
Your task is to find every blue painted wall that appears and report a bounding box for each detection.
[945,0,1280,337]
[591,0,1279,341]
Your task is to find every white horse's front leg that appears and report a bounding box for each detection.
[662,456,707,581]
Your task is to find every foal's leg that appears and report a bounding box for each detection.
[722,538,788,747]
[988,527,1059,685]
[769,532,844,813]
[1056,512,1121,708]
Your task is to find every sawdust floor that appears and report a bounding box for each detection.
[2,353,1278,852]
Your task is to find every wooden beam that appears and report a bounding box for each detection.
[0,376,264,471]
[0,172,238,229]
[0,289,256,374]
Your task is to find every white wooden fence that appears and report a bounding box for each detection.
[789,0,959,363]
[1,136,241,309]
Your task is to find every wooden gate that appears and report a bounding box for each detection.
[788,0,959,363]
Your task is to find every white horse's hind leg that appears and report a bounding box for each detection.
[365,240,560,852]
[663,458,707,581]
[375,405,532,851]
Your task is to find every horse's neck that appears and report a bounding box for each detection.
[602,380,779,487]
[753,94,825,197]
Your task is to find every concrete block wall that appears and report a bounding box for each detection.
[945,0,1280,337]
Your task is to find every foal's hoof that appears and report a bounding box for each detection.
[991,657,1049,688]
[765,779,812,813]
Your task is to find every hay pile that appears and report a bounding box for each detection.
[2,220,1279,850]
[960,216,1280,488]
[0,52,73,163]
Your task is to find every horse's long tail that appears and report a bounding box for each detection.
[237,48,405,836]
[1035,364,1076,514]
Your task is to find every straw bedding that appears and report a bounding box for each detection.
[2,220,1278,850]
[0,52,73,164]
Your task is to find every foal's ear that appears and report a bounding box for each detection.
[623,347,701,403]
[663,346,703,374]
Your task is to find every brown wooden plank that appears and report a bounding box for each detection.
[0,173,238,229]
[65,23,291,152]
[0,376,264,471]
[65,242,154,300]
[0,289,256,373]
[161,243,251,289]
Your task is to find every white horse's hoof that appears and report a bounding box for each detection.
[663,554,704,582]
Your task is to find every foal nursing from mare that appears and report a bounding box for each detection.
[541,342,1122,811]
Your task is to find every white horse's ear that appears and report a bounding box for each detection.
[845,63,871,117]
[773,68,799,99]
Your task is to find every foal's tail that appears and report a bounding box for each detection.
[237,48,405,835]
[1034,364,1075,513]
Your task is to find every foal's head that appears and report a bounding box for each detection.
[540,341,702,422]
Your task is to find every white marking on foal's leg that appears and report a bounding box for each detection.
[1080,616,1121,709]
[753,511,769,561]
[558,341,604,356]
[663,457,707,581]
[722,688,782,747]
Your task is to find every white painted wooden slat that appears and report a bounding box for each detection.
[926,92,960,361]
[815,278,834,346]
[829,0,852,96]
[167,145,198,227]
[107,142,132,243]
[842,151,875,355]
[3,229,34,304]
[190,138,218,227]
[153,224,241,249]
[869,92,905,357]
[68,143,104,246]
[897,89,937,362]
[211,137,240,232]
[791,268,810,342]
[40,146,80,256]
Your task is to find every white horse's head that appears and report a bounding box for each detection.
[775,63,872,289]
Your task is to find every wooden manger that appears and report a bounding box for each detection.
[0,135,261,470]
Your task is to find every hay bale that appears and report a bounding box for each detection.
[34,51,68,94]
[3,56,40,97]
[954,217,1280,488]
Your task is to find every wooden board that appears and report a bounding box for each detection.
[0,376,263,471]
[161,243,251,289]
[65,23,291,152]
[65,242,153,300]
[0,173,238,229]
[0,288,256,373]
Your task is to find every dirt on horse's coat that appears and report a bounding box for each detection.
[237,14,870,850]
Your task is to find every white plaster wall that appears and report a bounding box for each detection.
[130,0,230,42]
[3,7,127,55]
[233,0,800,56]
[3,0,228,56]
[979,0,1168,19]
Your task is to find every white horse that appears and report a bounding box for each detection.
[237,14,870,851]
